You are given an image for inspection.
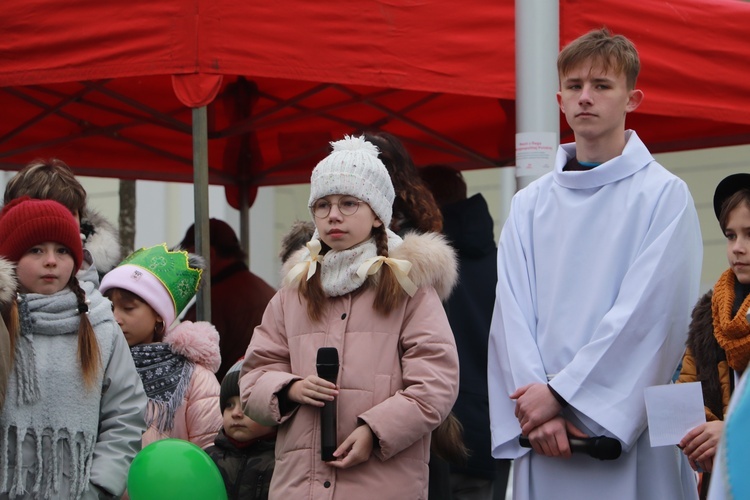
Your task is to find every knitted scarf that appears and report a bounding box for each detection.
[320,238,377,297]
[130,343,194,433]
[316,229,403,297]
[0,283,113,499]
[712,269,750,372]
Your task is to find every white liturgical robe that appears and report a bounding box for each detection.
[488,131,702,500]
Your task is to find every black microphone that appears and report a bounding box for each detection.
[316,347,339,461]
[519,435,622,460]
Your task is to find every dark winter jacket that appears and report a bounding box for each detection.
[440,193,499,479]
[206,429,275,500]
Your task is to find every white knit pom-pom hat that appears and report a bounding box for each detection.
[308,135,395,227]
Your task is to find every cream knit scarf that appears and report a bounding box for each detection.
[319,239,377,297]
[318,230,403,297]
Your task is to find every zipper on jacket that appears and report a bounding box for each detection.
[231,454,250,499]
[254,473,264,499]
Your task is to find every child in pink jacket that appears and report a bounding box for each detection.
[100,243,222,449]
[241,136,460,499]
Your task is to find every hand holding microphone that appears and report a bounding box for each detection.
[317,347,339,462]
[519,434,622,460]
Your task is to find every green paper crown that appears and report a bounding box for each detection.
[120,243,203,316]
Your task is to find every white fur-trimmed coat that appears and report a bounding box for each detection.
[242,231,459,500]
[81,208,121,278]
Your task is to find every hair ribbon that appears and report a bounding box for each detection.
[356,256,418,297]
[285,239,324,283]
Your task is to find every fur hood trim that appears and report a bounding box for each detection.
[686,290,725,419]
[0,258,16,306]
[280,231,458,301]
[165,320,221,374]
[279,220,316,264]
[81,208,121,274]
[390,232,458,301]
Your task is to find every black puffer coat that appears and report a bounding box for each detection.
[440,193,500,480]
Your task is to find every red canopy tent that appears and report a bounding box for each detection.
[1,0,750,208]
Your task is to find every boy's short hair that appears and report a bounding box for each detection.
[4,159,88,219]
[557,27,640,90]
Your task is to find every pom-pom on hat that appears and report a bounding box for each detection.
[0,196,84,272]
[100,243,203,329]
[308,135,395,227]
[714,173,750,221]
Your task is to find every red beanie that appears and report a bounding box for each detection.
[0,197,84,272]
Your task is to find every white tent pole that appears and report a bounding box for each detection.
[192,106,212,323]
[514,0,560,192]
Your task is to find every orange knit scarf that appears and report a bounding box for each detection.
[712,269,750,371]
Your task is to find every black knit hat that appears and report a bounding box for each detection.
[713,173,750,221]
[219,359,244,410]
[220,370,240,411]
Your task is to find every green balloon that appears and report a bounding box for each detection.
[128,439,227,500]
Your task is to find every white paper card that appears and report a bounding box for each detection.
[515,132,556,177]
[644,382,706,447]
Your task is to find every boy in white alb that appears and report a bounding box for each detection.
[488,28,702,499]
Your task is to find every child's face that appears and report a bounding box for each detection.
[223,396,274,442]
[17,242,75,295]
[109,290,160,347]
[312,194,383,251]
[725,202,750,284]
[556,59,643,144]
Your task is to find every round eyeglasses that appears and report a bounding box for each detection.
[311,196,364,218]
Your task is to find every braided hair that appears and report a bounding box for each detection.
[2,276,101,390]
[371,225,406,315]
[68,276,101,389]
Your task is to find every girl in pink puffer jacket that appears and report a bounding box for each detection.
[100,244,223,450]
[242,136,460,500]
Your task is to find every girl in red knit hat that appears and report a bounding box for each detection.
[0,197,147,499]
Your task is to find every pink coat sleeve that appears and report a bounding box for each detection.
[240,292,302,427]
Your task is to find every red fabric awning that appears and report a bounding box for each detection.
[1,0,749,206]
